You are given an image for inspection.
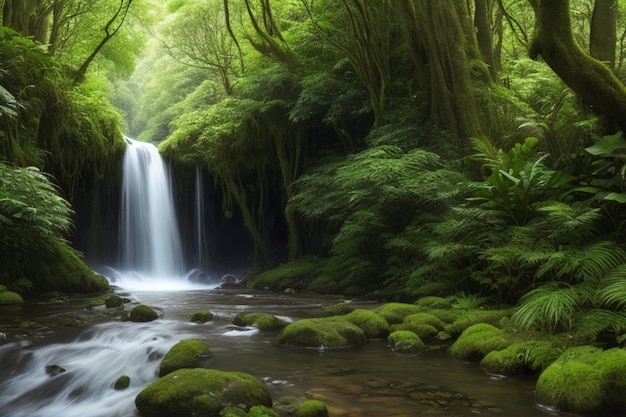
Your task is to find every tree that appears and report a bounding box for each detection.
[590,0,617,68]
[528,0,626,131]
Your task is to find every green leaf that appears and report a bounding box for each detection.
[585,132,626,156]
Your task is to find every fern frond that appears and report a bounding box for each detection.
[512,283,580,334]
[574,309,626,341]
[597,267,626,309]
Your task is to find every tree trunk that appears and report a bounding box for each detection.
[529,0,626,131]
[474,0,495,79]
[590,0,617,68]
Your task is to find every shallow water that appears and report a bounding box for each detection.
[0,288,565,417]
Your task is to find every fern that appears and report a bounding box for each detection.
[512,283,580,334]
[574,309,626,342]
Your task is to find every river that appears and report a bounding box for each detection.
[0,287,563,417]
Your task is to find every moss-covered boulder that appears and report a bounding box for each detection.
[248,405,280,417]
[334,309,390,339]
[190,310,214,323]
[129,304,158,322]
[159,339,212,377]
[392,312,445,339]
[449,323,508,361]
[293,400,329,417]
[415,296,452,309]
[321,302,354,317]
[114,375,130,390]
[220,406,248,417]
[234,313,288,332]
[536,346,626,415]
[480,341,560,376]
[105,295,125,308]
[375,302,423,325]
[274,318,366,348]
[388,330,426,354]
[0,290,24,305]
[444,309,511,337]
[135,368,272,417]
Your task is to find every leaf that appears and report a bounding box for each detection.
[603,192,626,204]
[584,132,626,157]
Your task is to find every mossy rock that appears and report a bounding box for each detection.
[375,302,423,325]
[536,346,626,415]
[444,309,511,337]
[392,312,445,339]
[321,302,354,317]
[479,341,560,376]
[135,368,272,417]
[388,330,426,354]
[219,406,248,417]
[159,339,212,377]
[87,296,106,308]
[0,290,24,305]
[190,310,214,323]
[415,296,452,309]
[114,375,131,390]
[248,405,280,417]
[333,309,390,339]
[449,323,508,361]
[129,304,158,322]
[105,295,126,308]
[293,400,329,417]
[274,318,366,349]
[233,313,288,332]
[0,285,7,292]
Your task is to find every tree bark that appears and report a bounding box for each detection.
[590,0,617,68]
[474,0,495,79]
[529,0,626,131]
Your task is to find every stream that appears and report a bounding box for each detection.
[0,287,564,417]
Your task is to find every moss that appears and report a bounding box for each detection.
[321,302,355,317]
[87,296,106,308]
[449,323,508,361]
[293,400,329,417]
[388,330,426,354]
[444,309,511,337]
[415,296,452,309]
[274,318,366,348]
[234,313,288,332]
[159,339,212,377]
[246,256,320,291]
[248,405,280,417]
[105,295,125,308]
[219,407,248,417]
[135,368,272,417]
[595,348,626,411]
[393,312,445,339]
[114,375,130,390]
[375,302,423,325]
[333,309,390,339]
[190,310,214,323]
[0,290,23,305]
[129,305,158,322]
[479,341,560,376]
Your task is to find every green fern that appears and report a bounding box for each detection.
[512,283,580,334]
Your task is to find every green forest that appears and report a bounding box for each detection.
[3,1,626,412]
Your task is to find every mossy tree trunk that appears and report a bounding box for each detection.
[528,0,626,131]
[474,0,496,79]
[590,0,617,68]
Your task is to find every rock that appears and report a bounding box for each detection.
[388,330,426,354]
[129,304,158,322]
[233,313,288,332]
[45,365,66,376]
[248,405,279,417]
[0,290,24,305]
[293,400,329,417]
[321,302,354,317]
[449,323,508,361]
[135,368,272,417]
[415,296,452,309]
[219,406,248,417]
[114,375,131,390]
[190,310,214,323]
[479,340,560,376]
[105,295,126,308]
[159,339,212,377]
[392,312,445,340]
[333,309,390,339]
[375,302,423,325]
[274,318,366,348]
[536,346,626,415]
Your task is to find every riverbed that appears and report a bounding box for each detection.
[0,287,564,417]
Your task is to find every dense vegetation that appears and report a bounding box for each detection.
[3,0,626,347]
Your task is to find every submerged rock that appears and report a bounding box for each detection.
[135,368,272,417]
[159,339,212,377]
[274,318,366,348]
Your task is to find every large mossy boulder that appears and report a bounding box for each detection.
[135,368,272,417]
[387,330,426,354]
[536,346,626,415]
[293,400,329,417]
[129,304,158,322]
[480,340,560,376]
[334,309,390,339]
[444,309,511,337]
[449,323,508,361]
[0,290,24,305]
[375,302,423,325]
[274,318,366,348]
[159,339,212,377]
[391,312,445,339]
[190,310,214,323]
[234,313,288,331]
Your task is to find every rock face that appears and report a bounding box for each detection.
[159,339,212,377]
[135,368,273,417]
[274,318,366,348]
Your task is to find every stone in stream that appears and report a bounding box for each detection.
[233,312,288,332]
[158,339,212,377]
[128,304,158,322]
[45,364,66,377]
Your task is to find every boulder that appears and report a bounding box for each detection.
[114,375,131,390]
[375,302,423,325]
[387,330,426,354]
[392,312,445,339]
[293,400,329,417]
[159,339,211,377]
[190,310,214,323]
[135,368,272,417]
[105,295,126,308]
[333,309,390,339]
[0,290,23,305]
[233,313,288,332]
[129,305,158,322]
[449,323,508,361]
[274,318,366,348]
[479,340,560,376]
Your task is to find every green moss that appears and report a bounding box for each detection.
[449,323,508,361]
[190,310,214,323]
[0,290,23,305]
[415,296,452,309]
[375,302,423,325]
[274,318,366,348]
[321,302,354,317]
[129,305,158,322]
[293,400,329,417]
[135,368,272,417]
[105,295,125,308]
[480,341,560,376]
[87,296,106,308]
[114,375,130,390]
[0,285,7,292]
[248,405,280,417]
[444,309,511,337]
[247,256,320,291]
[595,348,626,410]
[159,339,212,377]
[333,309,390,339]
[387,330,426,354]
[392,312,445,339]
[219,407,248,417]
[234,313,288,331]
